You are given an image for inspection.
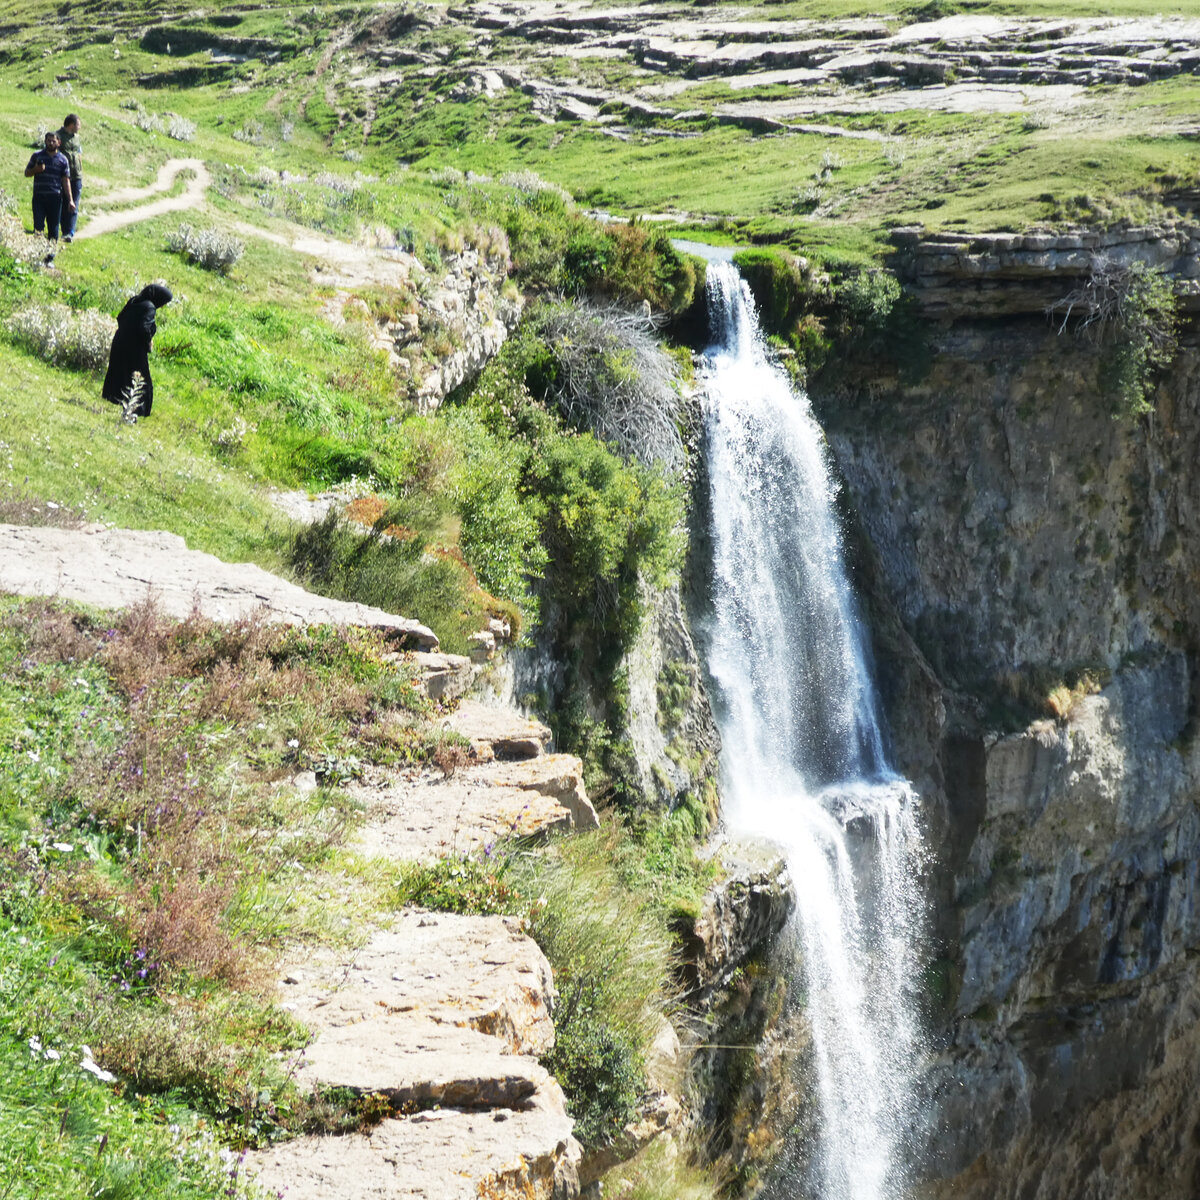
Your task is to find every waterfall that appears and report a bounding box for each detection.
[699,262,926,1200]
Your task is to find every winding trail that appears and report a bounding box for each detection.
[75,154,420,292]
[75,158,211,240]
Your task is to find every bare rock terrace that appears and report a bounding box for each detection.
[346,3,1200,142]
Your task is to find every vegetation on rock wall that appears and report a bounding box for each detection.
[731,246,929,385]
[396,820,718,1152]
[1049,258,1179,416]
[456,307,688,803]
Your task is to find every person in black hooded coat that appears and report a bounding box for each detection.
[102,284,172,416]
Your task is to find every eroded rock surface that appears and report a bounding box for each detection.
[892,222,1200,317]
[245,909,581,1198]
[343,2,1200,153]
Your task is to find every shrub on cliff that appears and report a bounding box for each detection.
[497,188,698,313]
[527,300,684,470]
[1050,257,1178,416]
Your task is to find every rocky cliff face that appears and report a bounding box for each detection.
[811,242,1200,1197]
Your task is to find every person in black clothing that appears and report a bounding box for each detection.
[24,131,75,254]
[102,285,173,417]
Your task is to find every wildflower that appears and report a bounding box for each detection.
[79,1048,116,1082]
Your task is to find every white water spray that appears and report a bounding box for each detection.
[700,263,925,1200]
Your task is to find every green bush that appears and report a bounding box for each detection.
[542,1008,642,1147]
[494,189,697,312]
[394,855,522,915]
[447,408,548,612]
[731,247,810,335]
[286,510,483,654]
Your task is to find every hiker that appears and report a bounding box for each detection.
[24,131,74,256]
[102,284,173,418]
[55,113,82,242]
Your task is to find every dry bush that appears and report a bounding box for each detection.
[165,113,196,142]
[0,199,48,266]
[165,224,245,273]
[0,493,88,528]
[130,867,248,985]
[533,301,683,470]
[433,740,471,779]
[6,302,116,370]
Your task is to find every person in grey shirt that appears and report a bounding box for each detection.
[55,113,82,242]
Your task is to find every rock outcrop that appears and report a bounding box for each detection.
[891,222,1200,317]
[813,249,1200,1198]
[0,523,438,648]
[682,842,802,1192]
[345,4,1200,147]
[352,700,599,862]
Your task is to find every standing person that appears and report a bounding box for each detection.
[55,113,82,242]
[102,285,173,418]
[24,131,74,259]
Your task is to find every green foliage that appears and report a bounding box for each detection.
[393,855,522,915]
[656,660,694,732]
[513,833,673,1148]
[731,247,812,336]
[542,1007,642,1147]
[286,510,483,655]
[454,316,686,800]
[496,189,698,312]
[837,269,902,330]
[447,407,548,612]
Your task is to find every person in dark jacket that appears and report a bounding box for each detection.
[102,284,173,417]
[55,114,83,242]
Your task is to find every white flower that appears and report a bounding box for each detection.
[80,1056,116,1083]
[287,738,299,748]
[51,842,74,853]
[28,1036,42,1057]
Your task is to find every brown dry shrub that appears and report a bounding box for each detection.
[0,493,89,528]
[433,740,471,780]
[129,867,249,986]
[1,598,100,664]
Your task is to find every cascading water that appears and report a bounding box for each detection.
[699,262,926,1200]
